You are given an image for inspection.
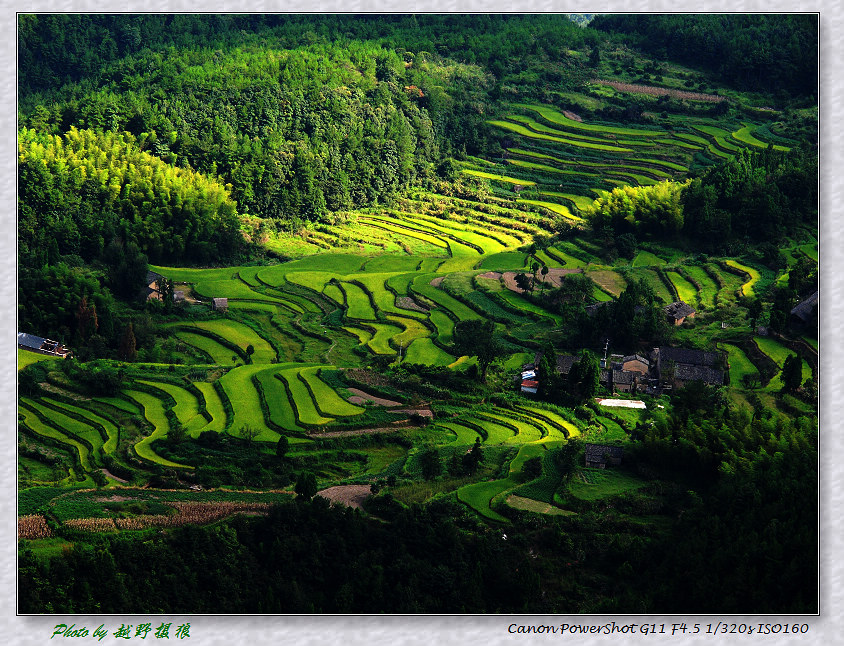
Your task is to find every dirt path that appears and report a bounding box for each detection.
[392,408,433,418]
[346,388,402,407]
[317,485,372,509]
[308,426,403,439]
[101,468,129,484]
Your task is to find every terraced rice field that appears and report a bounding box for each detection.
[753,337,812,390]
[683,265,719,308]
[724,260,761,298]
[632,251,666,267]
[51,400,120,454]
[666,270,698,306]
[19,403,94,471]
[124,389,190,468]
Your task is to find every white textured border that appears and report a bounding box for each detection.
[4,3,836,645]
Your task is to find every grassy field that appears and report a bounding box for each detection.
[721,343,759,387]
[632,251,666,267]
[18,349,61,371]
[568,467,647,501]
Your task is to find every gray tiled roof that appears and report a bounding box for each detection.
[665,301,696,319]
[17,332,46,350]
[659,346,717,367]
[674,363,724,385]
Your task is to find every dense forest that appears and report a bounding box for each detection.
[18,13,818,617]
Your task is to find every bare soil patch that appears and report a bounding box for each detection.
[591,79,726,103]
[396,295,428,312]
[317,485,372,509]
[563,110,583,122]
[429,276,445,288]
[478,271,502,280]
[346,387,402,407]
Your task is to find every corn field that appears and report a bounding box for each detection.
[69,501,272,533]
[18,514,52,539]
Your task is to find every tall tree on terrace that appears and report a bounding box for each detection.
[452,319,501,382]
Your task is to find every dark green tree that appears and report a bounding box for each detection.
[294,471,318,500]
[452,319,500,381]
[781,354,803,392]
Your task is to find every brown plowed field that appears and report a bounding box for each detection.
[317,485,372,509]
[591,79,726,103]
[346,387,402,407]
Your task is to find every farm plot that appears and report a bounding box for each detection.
[253,366,303,434]
[23,399,106,464]
[460,168,536,186]
[666,270,698,306]
[732,124,790,151]
[278,367,334,426]
[428,309,456,345]
[366,323,403,355]
[724,260,761,298]
[721,343,760,388]
[355,274,427,320]
[517,406,580,440]
[627,268,673,304]
[402,338,455,366]
[436,421,484,445]
[632,251,666,267]
[754,337,812,389]
[219,364,285,442]
[139,380,201,429]
[191,382,227,435]
[19,401,94,471]
[298,368,365,418]
[585,269,627,298]
[457,443,548,522]
[387,315,431,348]
[411,275,483,323]
[568,467,647,501]
[18,349,60,371]
[488,119,633,152]
[174,330,240,365]
[123,389,190,468]
[183,319,276,363]
[517,199,581,222]
[683,265,719,308]
[514,103,663,137]
[51,400,119,454]
[339,282,377,320]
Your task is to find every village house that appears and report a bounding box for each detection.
[18,332,71,358]
[653,346,723,389]
[212,297,229,312]
[664,301,696,325]
[621,354,650,374]
[584,443,624,469]
[611,369,636,393]
[790,290,818,327]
